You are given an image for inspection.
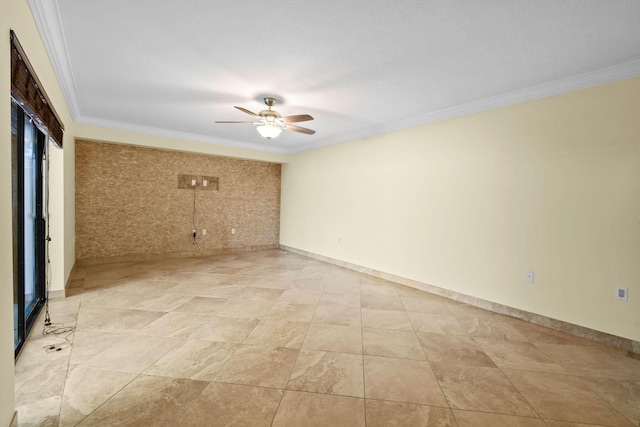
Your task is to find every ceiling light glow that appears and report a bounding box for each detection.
[257,124,282,139]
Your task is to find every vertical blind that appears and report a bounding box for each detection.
[10,30,64,147]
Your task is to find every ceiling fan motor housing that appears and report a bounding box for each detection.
[260,97,281,122]
[259,110,281,121]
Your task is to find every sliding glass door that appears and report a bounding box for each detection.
[12,99,47,356]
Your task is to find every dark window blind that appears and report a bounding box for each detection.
[10,30,64,147]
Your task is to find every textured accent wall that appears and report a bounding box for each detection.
[76,140,281,261]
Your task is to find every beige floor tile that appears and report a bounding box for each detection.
[189,315,260,343]
[117,279,183,295]
[201,284,247,299]
[164,278,230,296]
[265,301,316,322]
[313,304,362,326]
[76,375,208,426]
[76,306,166,332]
[14,332,73,370]
[15,357,68,407]
[139,312,213,337]
[80,335,182,373]
[452,410,546,426]
[360,286,400,298]
[288,280,326,292]
[360,292,405,311]
[325,269,362,286]
[214,344,299,388]
[132,293,193,311]
[361,308,414,331]
[59,366,137,426]
[456,316,528,340]
[364,355,448,406]
[239,287,286,301]
[579,376,640,426]
[277,289,323,305]
[79,289,150,309]
[219,299,276,317]
[360,279,399,296]
[46,295,81,316]
[504,369,636,426]
[205,266,246,275]
[15,395,61,427]
[365,400,457,426]
[474,337,566,373]
[252,276,296,289]
[363,328,426,360]
[536,343,640,380]
[272,390,365,427]
[319,291,361,308]
[508,323,579,345]
[145,339,239,381]
[287,350,364,397]
[298,265,333,279]
[323,280,361,295]
[418,333,496,367]
[243,319,310,348]
[543,421,617,427]
[401,295,451,314]
[171,296,228,314]
[178,382,283,427]
[408,312,468,335]
[303,323,363,354]
[68,330,128,368]
[548,329,620,349]
[431,363,537,417]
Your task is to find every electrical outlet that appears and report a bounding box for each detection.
[191,179,196,187]
[231,228,236,235]
[338,237,342,244]
[202,229,207,236]
[615,286,628,301]
[525,271,534,283]
[203,179,208,187]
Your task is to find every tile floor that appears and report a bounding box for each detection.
[14,249,640,426]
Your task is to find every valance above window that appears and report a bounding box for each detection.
[10,30,64,147]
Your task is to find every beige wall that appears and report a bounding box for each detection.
[281,77,640,342]
[1,0,75,424]
[75,140,281,261]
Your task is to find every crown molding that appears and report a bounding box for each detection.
[28,0,82,120]
[291,60,640,153]
[75,115,289,154]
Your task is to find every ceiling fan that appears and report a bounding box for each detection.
[216,97,315,139]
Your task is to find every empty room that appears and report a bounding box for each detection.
[2,1,640,426]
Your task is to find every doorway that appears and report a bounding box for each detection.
[12,99,47,357]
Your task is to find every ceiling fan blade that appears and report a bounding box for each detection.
[281,114,314,123]
[284,124,316,135]
[234,106,259,117]
[214,121,256,124]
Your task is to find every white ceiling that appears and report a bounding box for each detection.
[30,0,640,154]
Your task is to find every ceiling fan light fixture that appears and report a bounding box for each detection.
[257,124,282,139]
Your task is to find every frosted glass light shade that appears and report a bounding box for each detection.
[257,125,282,139]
